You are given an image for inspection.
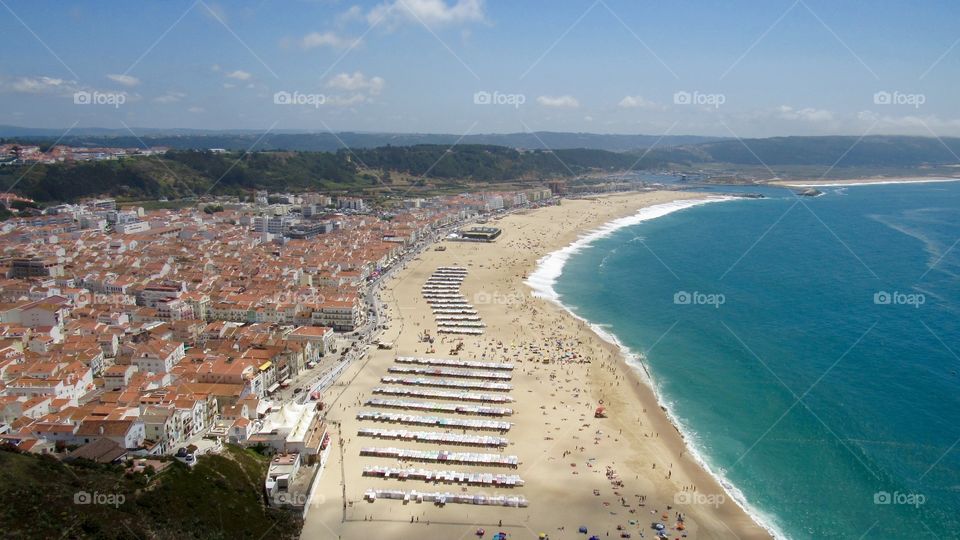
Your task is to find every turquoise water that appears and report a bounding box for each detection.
[552,183,960,539]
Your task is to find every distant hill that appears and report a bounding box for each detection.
[0,126,717,152]
[0,445,301,540]
[3,135,960,204]
[348,144,645,180]
[0,145,658,203]
[642,135,960,168]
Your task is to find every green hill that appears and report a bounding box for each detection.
[0,145,642,203]
[0,445,301,540]
[4,135,960,204]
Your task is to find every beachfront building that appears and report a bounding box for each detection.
[286,326,335,358]
[248,402,330,463]
[482,194,504,212]
[460,227,502,242]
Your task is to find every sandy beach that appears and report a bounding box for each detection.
[772,177,960,187]
[302,191,773,540]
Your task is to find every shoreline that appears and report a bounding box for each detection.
[772,176,960,188]
[302,190,773,540]
[526,195,785,539]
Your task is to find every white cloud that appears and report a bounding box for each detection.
[301,31,354,49]
[154,91,186,104]
[537,95,579,108]
[3,76,77,95]
[107,74,140,87]
[856,110,960,132]
[188,106,205,113]
[368,0,485,27]
[326,71,384,95]
[1,76,141,104]
[776,105,833,122]
[618,95,663,110]
[225,70,252,80]
[338,5,364,24]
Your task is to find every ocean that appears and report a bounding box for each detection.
[529,182,960,539]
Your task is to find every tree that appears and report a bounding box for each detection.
[10,199,39,210]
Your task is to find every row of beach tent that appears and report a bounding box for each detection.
[363,466,524,487]
[363,489,528,507]
[360,446,519,467]
[388,365,512,380]
[366,398,514,416]
[372,385,514,403]
[396,356,514,371]
[424,268,484,335]
[381,376,513,392]
[356,410,513,431]
[358,427,509,448]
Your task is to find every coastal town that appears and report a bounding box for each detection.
[0,187,555,512]
[0,143,171,165]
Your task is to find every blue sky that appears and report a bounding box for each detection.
[2,0,960,137]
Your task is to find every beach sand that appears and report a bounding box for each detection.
[302,191,772,540]
[771,177,960,187]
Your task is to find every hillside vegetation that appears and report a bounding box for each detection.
[2,135,959,203]
[0,145,644,203]
[0,445,301,540]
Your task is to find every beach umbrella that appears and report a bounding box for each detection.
[579,526,588,534]
[476,528,485,536]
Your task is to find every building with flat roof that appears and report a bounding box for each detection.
[460,226,502,242]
